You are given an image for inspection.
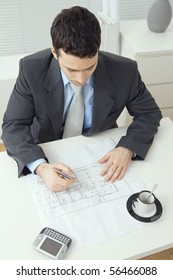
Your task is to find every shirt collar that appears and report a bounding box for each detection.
[61,70,69,87]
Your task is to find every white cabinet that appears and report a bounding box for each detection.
[120,19,173,123]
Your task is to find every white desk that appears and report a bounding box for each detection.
[0,117,173,260]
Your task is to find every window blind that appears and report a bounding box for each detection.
[0,0,173,56]
[0,0,91,56]
[120,0,153,20]
[120,0,173,20]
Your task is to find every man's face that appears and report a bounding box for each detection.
[52,48,98,86]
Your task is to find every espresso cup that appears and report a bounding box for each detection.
[132,190,156,216]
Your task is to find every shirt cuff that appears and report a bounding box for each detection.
[26,158,47,174]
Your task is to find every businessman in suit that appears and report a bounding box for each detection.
[2,6,162,192]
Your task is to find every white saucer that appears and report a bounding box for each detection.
[132,203,157,218]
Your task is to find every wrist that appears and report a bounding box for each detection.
[35,162,49,176]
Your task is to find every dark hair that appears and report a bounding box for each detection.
[50,6,101,58]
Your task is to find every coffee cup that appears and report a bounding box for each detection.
[132,190,156,216]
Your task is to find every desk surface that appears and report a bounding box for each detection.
[0,117,173,260]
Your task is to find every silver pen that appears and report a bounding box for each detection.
[53,167,76,180]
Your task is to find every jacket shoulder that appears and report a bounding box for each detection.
[22,49,52,61]
[19,49,54,79]
[20,49,53,70]
[99,51,137,67]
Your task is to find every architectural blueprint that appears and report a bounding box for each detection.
[29,162,143,219]
[26,138,148,249]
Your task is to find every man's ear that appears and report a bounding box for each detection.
[51,47,58,60]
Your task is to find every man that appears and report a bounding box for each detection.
[2,6,162,192]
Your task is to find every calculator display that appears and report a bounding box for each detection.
[40,237,62,256]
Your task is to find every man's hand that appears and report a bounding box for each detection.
[98,147,133,182]
[35,162,76,192]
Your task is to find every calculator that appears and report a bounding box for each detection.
[33,227,72,259]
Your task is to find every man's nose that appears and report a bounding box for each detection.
[76,71,87,84]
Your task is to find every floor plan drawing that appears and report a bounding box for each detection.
[26,138,148,248]
[28,162,144,219]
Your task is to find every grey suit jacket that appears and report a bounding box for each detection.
[2,49,162,176]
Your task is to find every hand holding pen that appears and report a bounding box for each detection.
[53,167,76,180]
[35,162,76,192]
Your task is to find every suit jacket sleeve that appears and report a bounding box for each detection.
[88,52,162,159]
[2,57,48,176]
[116,62,162,159]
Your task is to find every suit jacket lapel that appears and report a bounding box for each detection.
[41,54,118,137]
[43,57,64,136]
[87,56,115,134]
